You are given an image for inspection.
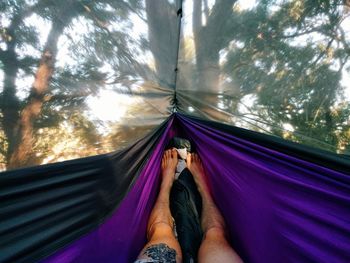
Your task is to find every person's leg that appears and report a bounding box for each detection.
[187,153,243,263]
[135,149,182,263]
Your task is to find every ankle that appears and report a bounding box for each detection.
[159,183,172,198]
[162,168,176,177]
[161,172,174,186]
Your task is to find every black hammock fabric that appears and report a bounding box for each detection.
[0,114,349,263]
[0,117,170,263]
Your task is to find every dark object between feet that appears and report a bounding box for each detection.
[167,136,202,262]
[170,168,203,263]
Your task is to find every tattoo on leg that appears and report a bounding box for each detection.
[136,243,177,263]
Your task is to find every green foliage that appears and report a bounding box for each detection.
[0,0,349,171]
[0,0,154,169]
[219,0,350,153]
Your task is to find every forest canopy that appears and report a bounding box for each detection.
[0,0,349,171]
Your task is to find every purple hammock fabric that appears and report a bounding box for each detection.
[43,115,350,263]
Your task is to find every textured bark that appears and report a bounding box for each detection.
[7,2,77,169]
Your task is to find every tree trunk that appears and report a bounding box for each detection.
[7,4,76,169]
[192,0,236,92]
[145,0,178,88]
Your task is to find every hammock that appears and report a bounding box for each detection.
[1,114,349,263]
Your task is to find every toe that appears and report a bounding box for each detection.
[164,151,168,163]
[187,153,191,163]
[171,148,177,158]
[193,153,197,162]
[161,155,166,168]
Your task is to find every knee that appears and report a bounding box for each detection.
[148,223,174,241]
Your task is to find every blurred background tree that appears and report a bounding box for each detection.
[178,0,350,154]
[0,0,156,170]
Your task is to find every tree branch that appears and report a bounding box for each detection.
[310,38,334,68]
[280,27,323,39]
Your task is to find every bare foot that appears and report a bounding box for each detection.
[186,153,210,197]
[187,153,226,233]
[161,148,178,187]
[145,149,179,244]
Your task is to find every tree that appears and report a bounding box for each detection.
[7,1,81,168]
[192,0,238,91]
[178,0,350,153]
[0,0,150,169]
[145,0,179,88]
[1,0,349,172]
[224,0,350,152]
